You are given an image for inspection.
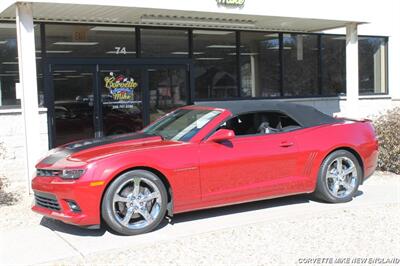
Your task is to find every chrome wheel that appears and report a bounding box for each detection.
[325,156,358,198]
[112,176,162,230]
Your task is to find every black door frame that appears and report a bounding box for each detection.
[44,58,194,148]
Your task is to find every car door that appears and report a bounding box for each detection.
[198,130,299,203]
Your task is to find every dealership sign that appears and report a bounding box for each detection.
[104,72,140,109]
[216,0,245,8]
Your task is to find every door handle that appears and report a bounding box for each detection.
[280,141,294,147]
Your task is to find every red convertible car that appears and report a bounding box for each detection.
[32,101,378,235]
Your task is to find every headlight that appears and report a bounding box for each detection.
[59,169,85,180]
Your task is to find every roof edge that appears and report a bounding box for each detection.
[0,0,15,15]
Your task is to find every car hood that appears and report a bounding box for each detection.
[37,132,178,167]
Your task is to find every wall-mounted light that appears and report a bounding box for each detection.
[54,42,98,46]
[171,51,204,55]
[53,70,76,73]
[193,30,233,35]
[36,50,73,54]
[195,57,224,60]
[105,51,136,54]
[207,45,237,49]
[90,26,135,32]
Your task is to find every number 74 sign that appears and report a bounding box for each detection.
[114,47,127,55]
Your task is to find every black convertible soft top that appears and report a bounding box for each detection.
[195,100,338,128]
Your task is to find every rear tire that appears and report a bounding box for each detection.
[314,150,361,203]
[101,170,168,235]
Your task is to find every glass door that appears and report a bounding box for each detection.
[48,62,191,147]
[99,65,144,136]
[51,65,96,146]
[148,66,188,123]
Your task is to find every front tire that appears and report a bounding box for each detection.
[101,170,168,235]
[314,150,361,203]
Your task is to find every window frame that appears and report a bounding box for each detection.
[142,107,222,142]
[139,27,190,58]
[0,20,390,111]
[192,28,239,99]
[203,110,302,142]
[358,35,389,96]
[194,30,390,101]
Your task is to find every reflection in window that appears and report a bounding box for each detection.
[100,67,144,136]
[283,34,318,96]
[0,23,41,108]
[45,25,136,57]
[140,28,188,57]
[0,23,19,108]
[149,68,187,123]
[52,65,95,146]
[240,32,280,97]
[321,35,346,96]
[193,30,237,99]
[144,108,221,141]
[359,37,387,94]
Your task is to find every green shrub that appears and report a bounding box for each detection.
[372,107,400,174]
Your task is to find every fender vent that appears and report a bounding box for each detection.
[304,152,318,177]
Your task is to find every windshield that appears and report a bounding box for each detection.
[143,108,221,141]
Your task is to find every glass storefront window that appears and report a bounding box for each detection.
[240,32,280,97]
[148,67,188,122]
[0,23,19,108]
[52,65,95,146]
[45,24,136,57]
[359,37,387,94]
[282,34,319,97]
[140,28,188,57]
[0,23,41,108]
[100,66,144,136]
[321,35,346,96]
[193,30,237,99]
[0,21,389,112]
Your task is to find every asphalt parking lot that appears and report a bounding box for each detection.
[0,173,399,265]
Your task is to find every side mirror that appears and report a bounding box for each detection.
[206,129,235,143]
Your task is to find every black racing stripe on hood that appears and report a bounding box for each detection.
[40,149,72,165]
[39,132,153,165]
[64,132,152,152]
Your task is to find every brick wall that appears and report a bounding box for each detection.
[0,108,48,184]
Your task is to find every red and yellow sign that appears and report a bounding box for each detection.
[104,72,138,101]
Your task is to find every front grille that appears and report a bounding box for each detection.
[34,192,61,211]
[36,169,61,177]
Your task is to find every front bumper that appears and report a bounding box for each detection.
[31,176,103,226]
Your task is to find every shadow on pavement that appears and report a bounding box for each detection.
[310,189,364,204]
[40,217,107,237]
[39,193,315,237]
[169,194,311,224]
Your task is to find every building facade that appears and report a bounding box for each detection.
[0,0,399,186]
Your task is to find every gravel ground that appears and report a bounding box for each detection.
[1,172,399,265]
[50,203,400,266]
[0,180,42,231]
[49,172,399,266]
